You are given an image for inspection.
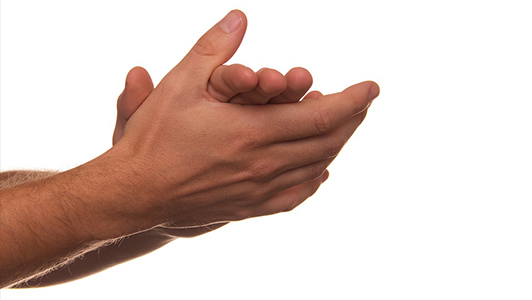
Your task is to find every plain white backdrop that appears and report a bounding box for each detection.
[1,0,531,299]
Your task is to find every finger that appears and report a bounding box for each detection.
[261,111,367,180]
[302,90,323,100]
[118,67,154,120]
[246,81,379,144]
[163,10,247,90]
[269,67,313,104]
[207,64,258,102]
[113,67,154,145]
[230,68,287,104]
[251,169,329,217]
[247,113,362,205]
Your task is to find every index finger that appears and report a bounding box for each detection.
[248,81,380,144]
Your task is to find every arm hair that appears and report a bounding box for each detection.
[0,170,58,189]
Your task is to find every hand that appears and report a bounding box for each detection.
[113,42,315,237]
[0,10,378,288]
[113,65,314,144]
[21,60,319,286]
[102,10,379,234]
[207,64,314,104]
[112,64,316,237]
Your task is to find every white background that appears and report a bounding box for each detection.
[1,0,531,299]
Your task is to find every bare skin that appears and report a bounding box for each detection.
[0,10,379,288]
[114,64,314,144]
[8,63,318,288]
[114,64,316,229]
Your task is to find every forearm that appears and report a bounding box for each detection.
[12,228,178,288]
[0,174,105,287]
[0,170,57,189]
[1,168,226,288]
[0,154,143,288]
[12,223,228,287]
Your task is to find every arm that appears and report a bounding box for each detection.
[0,171,225,288]
[0,163,137,288]
[0,10,379,288]
[5,46,313,290]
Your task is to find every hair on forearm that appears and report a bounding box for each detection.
[0,170,59,190]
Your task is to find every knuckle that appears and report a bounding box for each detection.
[282,200,299,213]
[243,160,276,182]
[192,36,217,57]
[232,187,269,220]
[313,109,334,134]
[233,124,262,151]
[249,185,270,204]
[281,206,294,213]
[233,207,254,221]
[323,138,344,158]
[309,163,326,181]
[241,131,262,150]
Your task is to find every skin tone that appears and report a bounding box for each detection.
[10,62,318,288]
[113,64,316,144]
[114,64,317,231]
[0,10,379,288]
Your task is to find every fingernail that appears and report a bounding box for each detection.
[368,82,380,101]
[218,10,242,33]
[322,170,330,183]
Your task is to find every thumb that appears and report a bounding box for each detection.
[165,10,247,87]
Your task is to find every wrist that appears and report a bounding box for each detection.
[59,148,161,241]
